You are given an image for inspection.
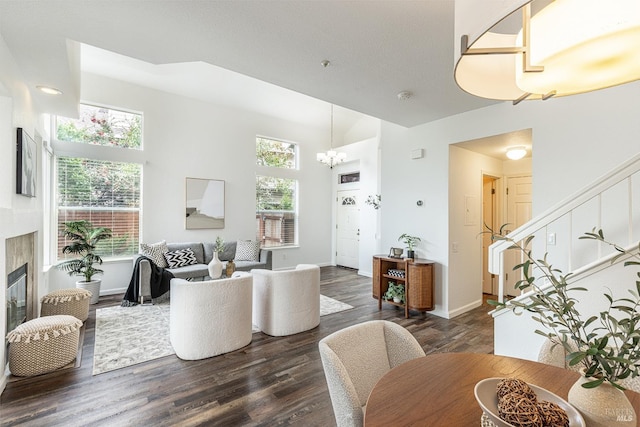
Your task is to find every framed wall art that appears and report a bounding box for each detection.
[185,177,225,229]
[16,128,36,197]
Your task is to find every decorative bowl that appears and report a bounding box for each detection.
[474,378,585,427]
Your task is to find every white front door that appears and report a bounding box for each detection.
[504,175,532,297]
[336,190,360,269]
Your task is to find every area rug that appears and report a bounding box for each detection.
[93,294,353,375]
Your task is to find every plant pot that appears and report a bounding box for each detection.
[406,250,415,259]
[208,252,223,279]
[393,297,402,303]
[568,372,636,426]
[76,279,101,304]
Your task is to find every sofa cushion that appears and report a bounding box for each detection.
[166,242,204,264]
[140,240,169,268]
[168,263,209,280]
[235,240,260,261]
[164,248,198,268]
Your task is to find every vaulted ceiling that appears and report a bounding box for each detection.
[0,0,499,132]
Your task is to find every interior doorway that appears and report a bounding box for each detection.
[336,189,360,269]
[482,175,500,295]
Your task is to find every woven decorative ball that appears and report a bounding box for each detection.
[7,315,82,377]
[496,378,538,402]
[537,400,569,427]
[41,288,91,321]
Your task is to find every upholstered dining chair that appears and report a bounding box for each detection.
[170,272,252,360]
[318,320,426,427]
[251,264,320,336]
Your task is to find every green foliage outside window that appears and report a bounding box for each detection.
[256,137,296,168]
[56,104,142,149]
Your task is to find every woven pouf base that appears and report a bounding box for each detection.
[7,315,82,377]
[41,288,91,321]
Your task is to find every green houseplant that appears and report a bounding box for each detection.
[56,220,112,304]
[398,233,421,259]
[488,226,640,425]
[384,281,405,304]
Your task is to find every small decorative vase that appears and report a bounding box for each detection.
[208,252,223,279]
[568,373,636,426]
[225,259,236,277]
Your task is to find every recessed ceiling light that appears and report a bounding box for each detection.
[36,85,63,95]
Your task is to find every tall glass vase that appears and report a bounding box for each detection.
[207,252,223,279]
[568,373,636,426]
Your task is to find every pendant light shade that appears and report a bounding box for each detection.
[454,0,640,103]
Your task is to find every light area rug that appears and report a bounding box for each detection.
[93,294,353,375]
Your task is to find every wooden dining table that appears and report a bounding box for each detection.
[364,352,640,426]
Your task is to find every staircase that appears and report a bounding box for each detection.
[489,153,640,361]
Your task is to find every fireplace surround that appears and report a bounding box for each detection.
[4,232,37,341]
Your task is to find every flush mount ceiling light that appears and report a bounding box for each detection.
[317,104,346,169]
[36,85,63,95]
[506,146,527,160]
[454,0,640,104]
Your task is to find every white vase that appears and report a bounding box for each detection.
[568,373,636,426]
[76,279,101,304]
[208,252,223,279]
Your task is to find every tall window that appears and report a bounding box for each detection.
[256,137,298,248]
[54,104,142,260]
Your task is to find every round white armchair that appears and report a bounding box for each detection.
[169,272,253,360]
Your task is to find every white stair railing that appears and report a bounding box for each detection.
[489,152,640,302]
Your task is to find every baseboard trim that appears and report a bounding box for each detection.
[448,299,482,319]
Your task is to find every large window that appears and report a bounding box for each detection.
[256,137,298,248]
[54,104,143,260]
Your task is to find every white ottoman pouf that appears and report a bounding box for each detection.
[41,288,91,321]
[6,315,82,377]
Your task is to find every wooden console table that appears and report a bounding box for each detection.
[372,255,434,318]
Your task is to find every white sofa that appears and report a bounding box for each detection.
[251,264,320,336]
[169,272,253,360]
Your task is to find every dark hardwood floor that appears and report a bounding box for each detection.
[0,267,494,426]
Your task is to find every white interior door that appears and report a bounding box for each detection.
[504,175,532,297]
[336,190,360,269]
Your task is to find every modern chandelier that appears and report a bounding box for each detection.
[317,104,346,169]
[454,0,640,104]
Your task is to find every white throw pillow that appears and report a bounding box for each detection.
[164,248,198,268]
[235,240,260,262]
[140,240,169,267]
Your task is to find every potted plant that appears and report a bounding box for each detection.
[384,281,405,304]
[56,220,112,304]
[398,233,421,259]
[489,227,640,425]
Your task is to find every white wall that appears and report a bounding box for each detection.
[0,33,48,394]
[49,73,340,294]
[379,81,640,318]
